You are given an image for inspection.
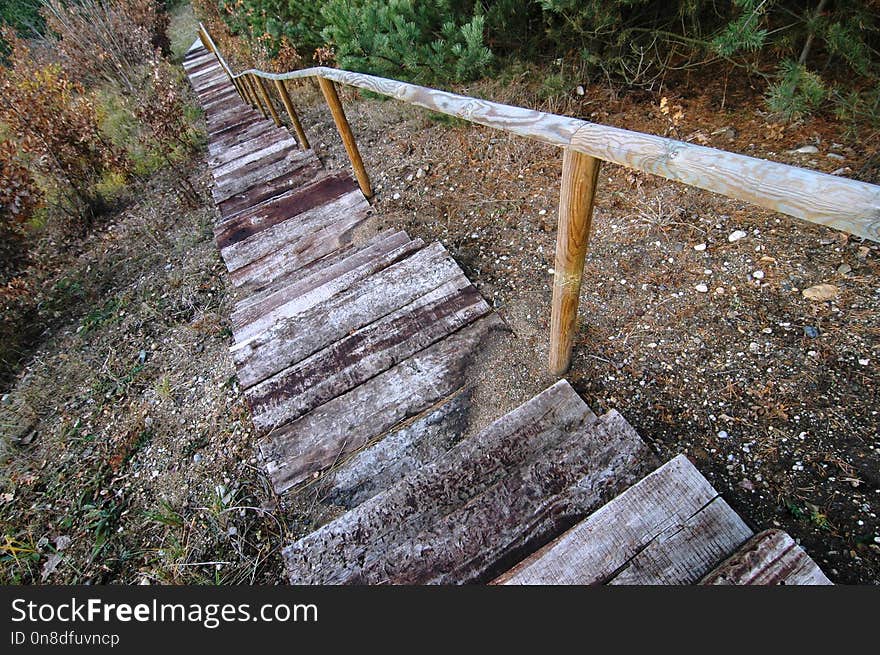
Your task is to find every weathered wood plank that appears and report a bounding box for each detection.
[247,276,490,432]
[219,181,362,271]
[217,158,324,219]
[232,232,420,343]
[281,385,657,584]
[209,133,297,171]
[495,454,742,585]
[214,172,354,251]
[319,389,472,510]
[207,109,262,138]
[231,242,463,387]
[212,149,315,202]
[208,123,286,156]
[261,315,506,494]
[227,205,368,289]
[700,530,832,585]
[606,495,752,585]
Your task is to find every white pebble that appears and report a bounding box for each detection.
[695,284,709,293]
[728,230,747,242]
[694,243,707,251]
[752,270,765,280]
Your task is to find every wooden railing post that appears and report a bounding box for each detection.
[255,76,282,127]
[317,77,372,199]
[246,74,269,119]
[274,79,311,150]
[549,148,601,376]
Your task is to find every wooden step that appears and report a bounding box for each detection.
[281,380,656,584]
[318,389,473,510]
[700,530,832,585]
[231,242,469,388]
[227,197,369,289]
[214,172,355,248]
[209,133,298,172]
[247,274,490,433]
[217,159,325,219]
[493,454,754,585]
[231,231,421,344]
[212,149,315,203]
[261,316,505,495]
[219,178,362,272]
[209,123,287,156]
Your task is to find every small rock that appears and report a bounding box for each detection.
[803,326,820,338]
[728,230,747,242]
[717,430,730,439]
[791,145,819,154]
[802,284,839,301]
[752,270,765,280]
[695,284,709,293]
[837,263,852,275]
[193,453,203,464]
[415,167,425,179]
[575,85,585,96]
[826,152,845,161]
[694,243,707,251]
[392,192,401,200]
[749,341,761,353]
[859,358,870,366]
[738,479,755,492]
[830,167,852,176]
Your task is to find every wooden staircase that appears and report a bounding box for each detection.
[183,41,831,586]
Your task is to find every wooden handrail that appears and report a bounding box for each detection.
[196,24,880,375]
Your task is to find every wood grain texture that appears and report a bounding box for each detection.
[607,495,752,585]
[569,123,880,241]
[231,242,463,388]
[220,188,367,276]
[700,530,832,585]
[317,77,373,199]
[274,79,311,150]
[549,149,600,376]
[212,149,314,202]
[209,134,295,176]
[208,122,283,156]
[282,384,657,584]
[208,131,296,170]
[227,200,368,289]
[201,25,880,242]
[230,229,410,319]
[319,389,472,509]
[246,276,490,432]
[232,233,420,344]
[495,454,734,585]
[217,158,324,219]
[215,173,357,251]
[261,316,505,494]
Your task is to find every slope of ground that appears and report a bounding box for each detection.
[1,29,877,583]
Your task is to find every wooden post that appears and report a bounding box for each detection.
[274,79,311,150]
[317,76,372,199]
[255,76,282,127]
[549,148,601,376]
[241,77,258,108]
[246,75,269,118]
